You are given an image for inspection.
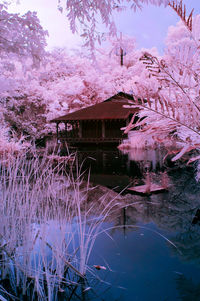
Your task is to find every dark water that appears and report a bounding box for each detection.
[75,147,200,301]
[89,224,200,301]
[76,146,167,192]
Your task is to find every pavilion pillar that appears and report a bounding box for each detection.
[79,121,82,138]
[102,120,105,139]
[56,122,59,143]
[65,122,68,137]
[72,121,75,137]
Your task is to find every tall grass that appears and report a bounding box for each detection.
[0,149,121,300]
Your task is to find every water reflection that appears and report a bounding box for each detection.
[121,147,167,172]
[76,147,200,267]
[81,153,200,300]
[76,147,168,191]
[1,148,200,300]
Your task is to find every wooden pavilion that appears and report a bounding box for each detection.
[50,92,140,145]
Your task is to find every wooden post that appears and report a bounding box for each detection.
[120,47,124,66]
[65,122,68,138]
[72,121,75,138]
[102,120,105,139]
[79,120,82,138]
[56,122,59,143]
[123,207,127,238]
[120,32,125,66]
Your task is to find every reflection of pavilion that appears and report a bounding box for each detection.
[77,147,168,192]
[77,148,142,191]
[122,148,167,173]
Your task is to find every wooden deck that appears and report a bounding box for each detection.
[58,137,123,144]
[127,183,168,195]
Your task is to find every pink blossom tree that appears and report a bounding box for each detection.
[57,0,168,55]
[123,2,200,163]
[1,36,159,142]
[0,4,47,152]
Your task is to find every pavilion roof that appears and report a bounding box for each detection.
[50,92,139,122]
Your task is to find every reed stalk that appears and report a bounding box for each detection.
[0,149,121,300]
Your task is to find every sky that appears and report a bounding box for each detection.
[8,0,200,54]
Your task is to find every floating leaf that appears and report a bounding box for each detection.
[93,265,107,270]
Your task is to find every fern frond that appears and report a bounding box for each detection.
[168,0,194,31]
[129,94,200,138]
[140,52,200,115]
[140,54,169,85]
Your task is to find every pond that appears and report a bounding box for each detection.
[86,202,200,301]
[75,146,200,300]
[0,147,200,300]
